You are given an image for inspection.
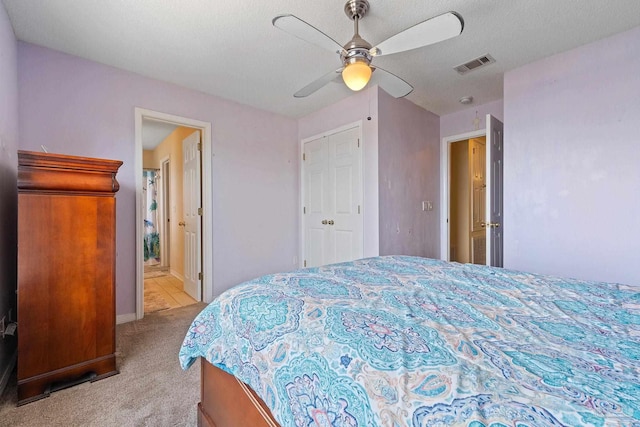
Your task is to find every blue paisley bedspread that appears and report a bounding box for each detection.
[179,256,640,427]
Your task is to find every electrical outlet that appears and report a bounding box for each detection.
[422,201,434,211]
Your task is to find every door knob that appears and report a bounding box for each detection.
[481,222,500,228]
[178,221,186,227]
[328,220,334,225]
[322,220,328,225]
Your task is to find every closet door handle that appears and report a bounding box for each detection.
[178,221,186,227]
[328,220,334,225]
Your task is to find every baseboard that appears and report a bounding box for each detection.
[0,349,17,396]
[116,313,137,324]
[169,269,185,282]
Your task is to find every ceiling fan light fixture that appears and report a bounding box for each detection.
[342,60,371,91]
[273,2,463,98]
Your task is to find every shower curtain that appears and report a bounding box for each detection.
[143,169,160,265]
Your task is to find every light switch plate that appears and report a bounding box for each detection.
[422,201,433,211]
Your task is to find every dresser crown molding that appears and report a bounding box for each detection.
[17,150,123,195]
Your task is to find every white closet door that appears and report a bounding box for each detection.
[328,127,362,264]
[303,126,362,267]
[304,137,329,267]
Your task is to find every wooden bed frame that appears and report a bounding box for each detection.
[198,358,281,427]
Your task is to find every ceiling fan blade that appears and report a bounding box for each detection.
[369,66,413,98]
[273,14,346,55]
[370,12,463,57]
[294,68,344,98]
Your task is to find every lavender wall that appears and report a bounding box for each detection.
[298,86,380,257]
[440,99,504,140]
[378,89,440,257]
[0,2,18,390]
[503,26,640,286]
[18,42,299,316]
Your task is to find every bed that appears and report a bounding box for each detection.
[179,255,640,426]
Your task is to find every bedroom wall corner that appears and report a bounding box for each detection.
[377,88,440,258]
[503,25,640,286]
[0,1,19,394]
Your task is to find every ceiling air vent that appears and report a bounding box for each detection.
[454,54,495,75]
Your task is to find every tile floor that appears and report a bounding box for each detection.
[144,272,197,312]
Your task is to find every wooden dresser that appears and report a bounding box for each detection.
[17,150,123,405]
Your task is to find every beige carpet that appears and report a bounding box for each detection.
[0,303,207,427]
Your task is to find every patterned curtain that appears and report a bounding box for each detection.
[143,170,160,265]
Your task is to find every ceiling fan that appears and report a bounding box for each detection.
[272,0,464,98]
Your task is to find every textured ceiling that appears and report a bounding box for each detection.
[4,0,640,118]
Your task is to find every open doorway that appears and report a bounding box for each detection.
[135,108,213,320]
[449,137,486,264]
[141,124,201,314]
[440,114,504,267]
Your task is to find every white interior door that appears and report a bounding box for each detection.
[183,130,202,300]
[329,127,362,264]
[485,115,504,267]
[470,138,486,265]
[304,137,329,267]
[303,126,362,267]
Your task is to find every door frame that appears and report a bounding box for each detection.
[299,120,364,268]
[134,108,213,320]
[439,128,487,261]
[159,156,170,269]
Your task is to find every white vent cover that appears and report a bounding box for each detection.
[454,54,496,75]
